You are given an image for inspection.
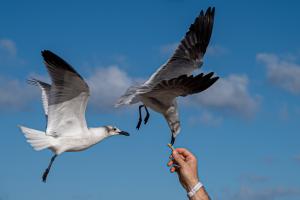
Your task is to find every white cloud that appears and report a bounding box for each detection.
[87,65,135,111]
[187,74,260,117]
[257,53,300,94]
[199,111,223,126]
[189,111,222,126]
[0,38,17,56]
[0,38,25,67]
[0,77,37,110]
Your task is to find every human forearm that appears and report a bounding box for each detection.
[167,148,211,200]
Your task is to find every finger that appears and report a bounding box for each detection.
[172,150,186,166]
[175,148,196,160]
[172,163,181,168]
[171,151,184,160]
[175,148,193,157]
[167,160,174,166]
[170,166,176,173]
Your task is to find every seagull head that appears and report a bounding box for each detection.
[105,126,130,136]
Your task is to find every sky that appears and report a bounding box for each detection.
[0,0,300,199]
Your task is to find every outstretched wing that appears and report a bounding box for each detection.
[144,7,215,87]
[42,50,90,137]
[147,72,219,101]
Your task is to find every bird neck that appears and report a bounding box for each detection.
[89,127,109,144]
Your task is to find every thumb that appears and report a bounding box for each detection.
[172,150,186,166]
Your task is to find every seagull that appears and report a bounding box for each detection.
[19,50,130,183]
[115,7,218,145]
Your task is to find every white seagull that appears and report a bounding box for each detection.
[19,50,129,182]
[116,7,218,145]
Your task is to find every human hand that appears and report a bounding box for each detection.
[167,148,199,192]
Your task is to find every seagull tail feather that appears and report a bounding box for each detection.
[18,126,53,151]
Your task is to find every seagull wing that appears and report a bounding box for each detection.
[42,50,90,137]
[144,7,215,88]
[27,79,51,116]
[147,72,219,101]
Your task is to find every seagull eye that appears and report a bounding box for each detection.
[113,128,117,131]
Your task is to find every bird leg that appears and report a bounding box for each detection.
[136,105,144,130]
[170,135,175,145]
[143,106,150,124]
[42,154,57,183]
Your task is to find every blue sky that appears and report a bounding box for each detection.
[0,0,300,199]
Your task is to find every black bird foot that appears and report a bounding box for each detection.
[136,104,144,130]
[143,106,150,124]
[144,114,150,124]
[170,135,175,146]
[42,168,50,183]
[136,119,142,130]
[42,154,57,183]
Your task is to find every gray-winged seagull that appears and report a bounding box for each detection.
[116,7,218,145]
[19,50,129,182]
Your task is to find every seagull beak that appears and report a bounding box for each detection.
[119,131,130,136]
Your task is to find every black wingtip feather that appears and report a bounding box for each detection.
[41,50,83,79]
[204,72,214,79]
[27,78,38,86]
[205,7,211,15]
[191,7,215,55]
[212,7,215,15]
[182,72,219,95]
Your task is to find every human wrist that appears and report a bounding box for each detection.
[187,181,203,198]
[185,177,200,191]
